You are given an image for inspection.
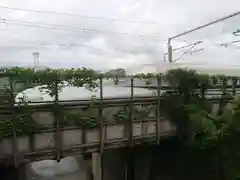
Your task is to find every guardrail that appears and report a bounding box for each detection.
[0,97,176,166]
[0,74,238,166]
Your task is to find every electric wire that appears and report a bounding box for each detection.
[0,18,162,41]
[0,5,158,25]
[172,43,198,63]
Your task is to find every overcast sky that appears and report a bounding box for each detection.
[0,0,239,71]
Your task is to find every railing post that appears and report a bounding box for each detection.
[54,74,61,162]
[156,75,162,144]
[129,76,134,146]
[232,77,237,97]
[92,152,102,180]
[99,75,104,180]
[9,76,18,167]
[125,76,134,180]
[200,84,205,100]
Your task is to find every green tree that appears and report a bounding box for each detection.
[163,68,240,180]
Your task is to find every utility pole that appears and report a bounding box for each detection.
[167,11,240,63]
[167,38,172,63]
[32,52,40,70]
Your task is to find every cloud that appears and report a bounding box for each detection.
[0,0,239,70]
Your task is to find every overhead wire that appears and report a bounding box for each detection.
[233,29,240,36]
[165,35,240,63]
[0,41,120,59]
[220,39,240,47]
[172,43,199,63]
[164,41,202,55]
[0,18,162,41]
[170,37,240,64]
[0,39,160,58]
[0,6,193,44]
[4,6,235,56]
[0,5,158,25]
[163,41,203,62]
[0,39,115,51]
[187,48,205,55]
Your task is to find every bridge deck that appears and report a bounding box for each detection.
[0,119,176,164]
[0,96,176,166]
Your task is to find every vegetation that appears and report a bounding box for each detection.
[0,67,155,137]
[0,67,240,179]
[160,68,240,180]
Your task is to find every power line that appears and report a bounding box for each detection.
[0,5,158,25]
[163,41,202,62]
[0,40,113,51]
[164,41,202,55]
[220,39,240,47]
[233,29,240,36]
[187,48,204,55]
[171,43,199,63]
[170,11,240,40]
[0,39,154,57]
[167,10,240,63]
[0,18,162,41]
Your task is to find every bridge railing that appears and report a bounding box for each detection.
[0,75,177,166]
[0,74,238,166]
[0,98,176,165]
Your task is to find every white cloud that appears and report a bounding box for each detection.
[0,0,239,70]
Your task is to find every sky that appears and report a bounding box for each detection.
[0,0,239,71]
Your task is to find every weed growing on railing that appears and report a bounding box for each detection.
[0,105,46,140]
[63,95,100,129]
[159,68,240,180]
[65,112,99,129]
[1,67,240,178]
[113,105,154,123]
[0,67,238,142]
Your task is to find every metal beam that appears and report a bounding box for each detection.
[233,29,240,36]
[164,41,202,55]
[170,11,240,40]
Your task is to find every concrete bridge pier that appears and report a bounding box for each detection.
[0,163,26,180]
[92,148,127,180]
[103,148,126,180]
[0,143,180,180]
[133,146,152,180]
[92,147,153,180]
[92,152,102,180]
[125,147,135,180]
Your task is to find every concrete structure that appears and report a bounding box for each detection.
[0,82,176,180]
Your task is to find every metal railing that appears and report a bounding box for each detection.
[0,75,237,166]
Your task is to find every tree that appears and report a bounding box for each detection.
[104,68,126,77]
[163,68,240,180]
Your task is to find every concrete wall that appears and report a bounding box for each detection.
[18,142,178,180]
[0,135,180,180]
[0,120,175,157]
[0,105,176,160]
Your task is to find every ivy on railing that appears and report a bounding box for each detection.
[0,67,238,140]
[0,99,46,140]
[113,105,154,123]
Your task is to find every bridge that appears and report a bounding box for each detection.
[0,96,176,163]
[0,74,238,180]
[0,94,178,180]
